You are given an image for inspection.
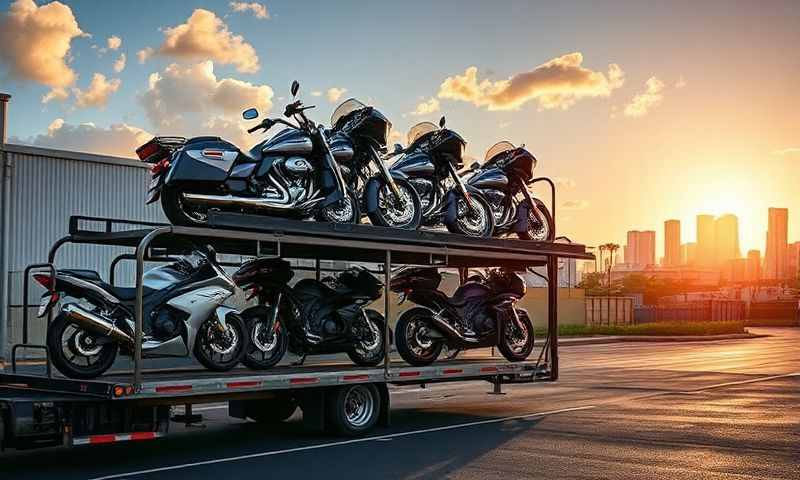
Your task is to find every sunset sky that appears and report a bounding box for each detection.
[1,0,798,255]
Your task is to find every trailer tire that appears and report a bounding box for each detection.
[248,396,298,424]
[326,384,381,436]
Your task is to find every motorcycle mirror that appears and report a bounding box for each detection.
[242,108,259,120]
[393,143,403,154]
[291,80,300,97]
[439,116,446,128]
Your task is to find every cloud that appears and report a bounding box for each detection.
[675,76,687,89]
[310,91,322,97]
[113,53,126,73]
[157,9,260,73]
[137,47,154,64]
[773,147,800,157]
[410,97,440,116]
[437,53,624,111]
[326,87,347,103]
[73,73,121,108]
[0,0,87,88]
[42,87,69,104]
[623,76,665,117]
[107,35,121,50]
[140,61,273,147]
[18,118,153,158]
[229,1,269,19]
[554,177,576,188]
[561,200,589,210]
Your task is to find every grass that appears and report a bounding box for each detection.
[534,320,746,338]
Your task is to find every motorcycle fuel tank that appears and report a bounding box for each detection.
[468,168,508,189]
[261,128,313,155]
[391,151,435,176]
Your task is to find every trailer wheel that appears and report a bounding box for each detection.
[248,396,298,424]
[326,384,381,436]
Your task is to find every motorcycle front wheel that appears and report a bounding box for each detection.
[518,198,555,242]
[445,193,495,237]
[315,189,360,224]
[395,308,443,366]
[347,309,387,367]
[241,314,288,370]
[47,312,118,379]
[498,309,535,362]
[366,177,422,229]
[160,185,210,226]
[194,314,248,371]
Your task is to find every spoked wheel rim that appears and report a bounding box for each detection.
[353,315,382,358]
[321,195,356,223]
[61,324,108,369]
[343,385,375,428]
[526,207,550,241]
[377,184,415,226]
[405,317,437,358]
[251,321,279,356]
[199,320,242,363]
[456,197,490,236]
[505,320,530,354]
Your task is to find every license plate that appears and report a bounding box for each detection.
[37,294,51,317]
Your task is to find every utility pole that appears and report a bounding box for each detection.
[0,92,10,364]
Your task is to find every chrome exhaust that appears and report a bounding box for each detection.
[427,313,480,344]
[63,303,134,345]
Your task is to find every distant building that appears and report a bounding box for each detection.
[746,249,761,282]
[696,214,716,267]
[714,214,741,264]
[764,207,788,279]
[722,258,746,283]
[682,242,697,266]
[663,219,681,266]
[625,230,655,268]
[786,242,800,280]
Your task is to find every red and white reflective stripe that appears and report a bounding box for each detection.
[155,384,193,393]
[342,374,370,382]
[226,380,261,389]
[480,366,498,373]
[72,431,164,446]
[398,371,421,378]
[442,368,463,375]
[289,377,320,385]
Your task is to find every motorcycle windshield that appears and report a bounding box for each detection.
[331,98,367,128]
[484,141,516,162]
[406,122,438,146]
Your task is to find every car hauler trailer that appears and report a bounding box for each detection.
[0,212,592,450]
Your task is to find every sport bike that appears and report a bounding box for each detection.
[137,81,357,226]
[38,247,248,379]
[388,117,495,237]
[232,258,387,368]
[462,142,554,241]
[326,98,422,229]
[390,267,534,366]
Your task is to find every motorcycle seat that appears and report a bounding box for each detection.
[60,269,157,300]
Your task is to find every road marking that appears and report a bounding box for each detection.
[87,405,595,480]
[680,372,800,394]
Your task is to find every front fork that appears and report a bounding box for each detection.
[446,162,476,214]
[369,145,405,206]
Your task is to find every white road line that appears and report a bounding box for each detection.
[680,372,800,393]
[87,405,595,480]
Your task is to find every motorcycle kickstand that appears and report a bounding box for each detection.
[292,354,307,367]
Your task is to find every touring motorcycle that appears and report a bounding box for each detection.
[232,258,387,368]
[390,267,534,366]
[137,81,358,226]
[388,117,495,237]
[462,142,554,241]
[38,247,248,379]
[326,98,422,229]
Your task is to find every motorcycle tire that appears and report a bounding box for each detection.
[444,193,495,238]
[160,185,210,226]
[47,312,118,379]
[498,309,535,362]
[366,177,423,229]
[346,309,387,367]
[194,314,249,372]
[315,189,360,224]
[395,308,443,366]
[241,314,288,370]
[518,198,555,242]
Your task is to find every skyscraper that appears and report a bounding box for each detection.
[746,249,761,282]
[714,214,741,264]
[764,207,788,279]
[664,220,681,266]
[786,242,800,280]
[696,214,715,267]
[625,230,656,268]
[682,242,697,265]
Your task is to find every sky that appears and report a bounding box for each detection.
[0,0,798,257]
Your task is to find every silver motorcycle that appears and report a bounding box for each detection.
[38,247,248,379]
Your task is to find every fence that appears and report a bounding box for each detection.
[747,300,799,326]
[635,300,745,323]
[585,296,635,326]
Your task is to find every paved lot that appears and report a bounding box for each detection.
[2,328,798,479]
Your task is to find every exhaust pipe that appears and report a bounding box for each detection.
[63,303,134,345]
[426,313,481,346]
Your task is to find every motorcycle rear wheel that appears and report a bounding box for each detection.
[47,312,118,379]
[160,185,210,226]
[395,308,443,366]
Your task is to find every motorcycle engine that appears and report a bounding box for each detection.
[276,157,313,202]
[150,306,184,339]
[409,178,435,211]
[322,317,344,336]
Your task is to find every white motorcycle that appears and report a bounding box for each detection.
[37,247,249,379]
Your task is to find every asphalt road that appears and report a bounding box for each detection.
[2,327,798,479]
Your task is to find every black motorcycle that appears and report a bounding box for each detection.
[232,258,387,368]
[390,267,534,366]
[137,81,358,226]
[327,98,422,229]
[463,142,554,241]
[389,117,495,237]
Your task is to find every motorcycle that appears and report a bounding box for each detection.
[137,81,358,226]
[390,267,534,366]
[462,142,554,241]
[38,247,249,379]
[232,257,387,368]
[326,98,422,229]
[388,117,495,237]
